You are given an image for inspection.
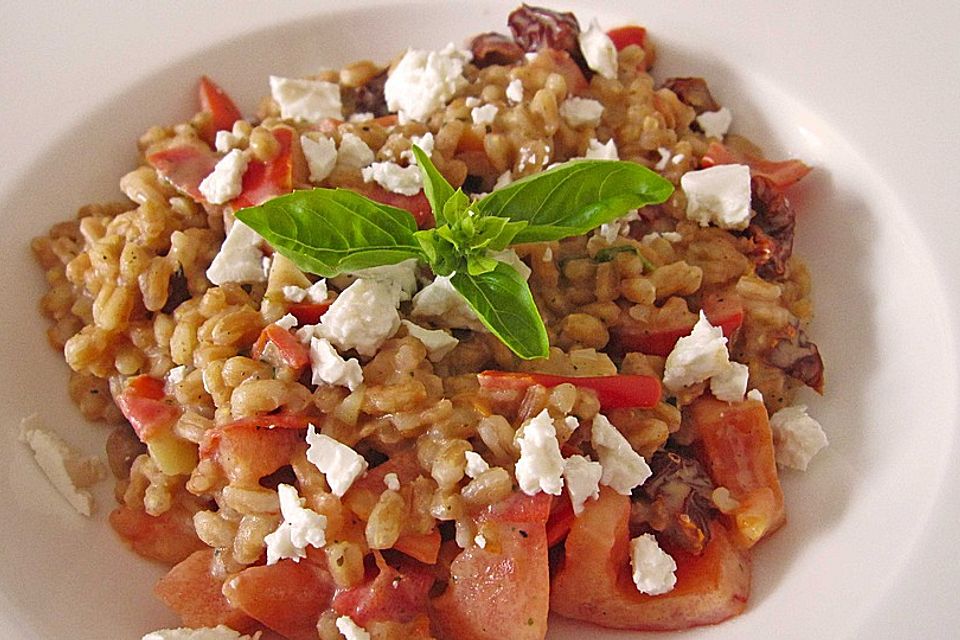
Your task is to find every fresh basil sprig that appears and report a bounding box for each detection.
[235,145,673,359]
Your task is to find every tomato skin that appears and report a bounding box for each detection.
[690,397,785,547]
[362,185,435,229]
[477,370,661,410]
[250,323,310,370]
[200,423,304,486]
[607,26,647,50]
[110,503,206,565]
[115,375,181,442]
[231,126,295,209]
[430,493,550,640]
[287,301,331,325]
[701,141,812,189]
[154,549,256,632]
[551,488,751,630]
[145,143,218,202]
[198,75,243,147]
[332,558,434,626]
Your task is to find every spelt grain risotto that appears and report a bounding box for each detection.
[31,5,829,639]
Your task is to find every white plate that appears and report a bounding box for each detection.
[2,1,958,638]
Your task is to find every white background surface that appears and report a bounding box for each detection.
[1,1,959,638]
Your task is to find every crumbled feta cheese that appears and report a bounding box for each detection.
[655,147,672,171]
[142,625,261,640]
[309,337,363,391]
[640,231,683,244]
[681,164,753,230]
[362,161,423,196]
[206,221,267,285]
[630,533,677,595]
[506,78,524,103]
[268,314,296,332]
[598,209,640,243]
[494,170,513,190]
[672,153,686,165]
[19,414,107,516]
[336,616,371,640]
[383,472,400,492]
[464,451,491,479]
[662,311,731,391]
[585,137,619,160]
[282,279,328,304]
[411,275,485,331]
[559,97,604,127]
[264,483,328,565]
[384,45,470,123]
[305,425,368,497]
[474,533,487,549]
[710,361,750,403]
[166,365,188,386]
[490,248,531,280]
[591,413,651,494]
[199,149,248,204]
[401,132,436,164]
[578,19,618,79]
[348,112,374,122]
[515,409,565,496]
[337,132,375,169]
[269,75,342,122]
[696,107,733,139]
[316,278,401,356]
[464,96,481,108]
[746,388,765,403]
[301,135,337,183]
[401,320,459,362]
[562,455,602,515]
[471,103,499,125]
[331,258,419,302]
[770,405,829,471]
[215,121,249,153]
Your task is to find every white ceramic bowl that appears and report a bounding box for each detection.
[1,1,958,638]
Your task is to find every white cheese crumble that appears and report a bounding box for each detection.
[630,533,678,595]
[214,121,250,153]
[384,45,470,123]
[514,409,565,496]
[559,97,604,128]
[331,258,420,302]
[710,361,750,403]
[300,135,337,183]
[681,164,753,230]
[349,112,374,122]
[361,161,423,196]
[337,132,375,169]
[746,388,765,403]
[578,19,619,79]
[506,78,524,103]
[474,533,487,549]
[562,455,602,515]
[490,247,532,280]
[272,314,298,332]
[142,625,261,640]
[401,320,459,362]
[269,75,342,122]
[598,209,639,243]
[336,615,371,640]
[655,147,672,171]
[591,413,652,494]
[305,425,368,497]
[770,405,829,471]
[383,472,401,492]
[198,149,248,204]
[464,96,481,108]
[696,107,733,139]
[662,311,731,391]
[411,275,485,331]
[471,103,499,125]
[316,278,401,357]
[401,132,436,164]
[494,170,513,190]
[464,451,491,479]
[585,137,619,160]
[282,279,328,304]
[206,221,267,285]
[309,337,363,391]
[166,365,188,386]
[640,231,683,244]
[264,483,328,565]
[19,414,107,517]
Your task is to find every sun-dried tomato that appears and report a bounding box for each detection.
[662,77,721,115]
[508,4,581,55]
[470,32,525,67]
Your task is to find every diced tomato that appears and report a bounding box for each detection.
[109,504,206,565]
[701,141,812,190]
[393,530,442,565]
[197,75,243,147]
[607,25,648,51]
[115,375,182,442]
[614,291,744,357]
[546,493,576,547]
[200,423,304,486]
[362,185,435,229]
[477,370,662,410]
[344,449,422,518]
[223,558,335,640]
[287,301,331,325]
[550,488,751,630]
[145,143,219,202]
[531,48,589,95]
[231,126,295,209]
[430,492,550,640]
[251,323,310,370]
[333,556,434,626]
[689,396,785,547]
[154,549,256,632]
[218,413,315,432]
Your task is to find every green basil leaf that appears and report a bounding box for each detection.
[450,262,549,360]
[474,159,674,243]
[465,253,499,276]
[236,188,421,277]
[442,189,471,225]
[470,216,528,253]
[413,229,459,276]
[411,144,455,225]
